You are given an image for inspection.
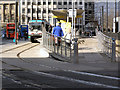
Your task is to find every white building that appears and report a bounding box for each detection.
[113,17,120,33]
[20,0,94,28]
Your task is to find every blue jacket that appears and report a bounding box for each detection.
[52,26,64,37]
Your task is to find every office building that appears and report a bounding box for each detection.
[0,0,19,27]
[21,0,94,27]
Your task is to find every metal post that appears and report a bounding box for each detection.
[73,38,78,64]
[65,38,67,57]
[15,0,17,45]
[106,0,108,32]
[102,6,104,32]
[115,0,117,33]
[112,38,116,61]
[72,0,74,39]
[19,0,21,25]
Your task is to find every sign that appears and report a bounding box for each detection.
[69,9,76,17]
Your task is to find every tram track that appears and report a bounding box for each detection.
[1,41,120,89]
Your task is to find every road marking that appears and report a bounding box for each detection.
[38,63,120,80]
[67,70,120,80]
[34,71,120,89]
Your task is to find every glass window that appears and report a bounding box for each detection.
[27,2,31,5]
[27,9,30,13]
[48,10,51,13]
[22,8,25,13]
[53,2,56,5]
[38,9,41,13]
[5,6,8,9]
[11,5,14,9]
[79,2,82,5]
[58,2,62,5]
[22,2,25,5]
[43,9,46,13]
[75,2,77,5]
[48,2,51,5]
[11,14,14,20]
[64,2,67,5]
[28,17,30,22]
[69,2,72,5]
[38,2,41,5]
[33,9,36,13]
[43,2,46,5]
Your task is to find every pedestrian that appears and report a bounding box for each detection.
[52,22,64,46]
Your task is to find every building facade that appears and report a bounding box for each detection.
[118,1,120,17]
[21,0,94,27]
[0,0,19,27]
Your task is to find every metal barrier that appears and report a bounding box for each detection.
[96,30,116,61]
[42,31,79,63]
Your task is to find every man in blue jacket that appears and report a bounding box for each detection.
[52,22,64,46]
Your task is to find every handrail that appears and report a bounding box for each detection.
[96,30,116,61]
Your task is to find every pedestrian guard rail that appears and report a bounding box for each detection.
[96,30,116,61]
[42,31,79,63]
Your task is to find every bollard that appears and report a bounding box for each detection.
[73,38,79,64]
[112,38,116,61]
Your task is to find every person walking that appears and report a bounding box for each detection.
[52,22,64,46]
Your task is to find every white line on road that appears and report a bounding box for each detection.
[67,70,120,80]
[38,63,120,80]
[34,71,120,89]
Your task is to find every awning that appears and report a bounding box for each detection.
[51,9,84,19]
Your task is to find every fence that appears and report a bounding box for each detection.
[96,30,116,61]
[42,31,79,63]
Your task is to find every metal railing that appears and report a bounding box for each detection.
[96,30,116,61]
[42,31,79,63]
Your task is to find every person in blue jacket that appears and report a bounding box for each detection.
[52,22,64,46]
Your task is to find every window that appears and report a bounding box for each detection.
[53,2,56,5]
[5,6,8,9]
[75,2,77,5]
[43,9,46,13]
[43,2,46,5]
[58,2,62,5]
[38,2,41,5]
[33,9,36,13]
[0,6,1,10]
[27,9,30,13]
[22,2,25,5]
[48,2,51,5]
[48,10,51,13]
[69,2,72,5]
[27,2,31,5]
[11,5,14,9]
[11,14,14,20]
[64,2,67,5]
[38,9,41,13]
[28,17,30,22]
[79,2,82,5]
[22,8,25,13]
[89,10,92,14]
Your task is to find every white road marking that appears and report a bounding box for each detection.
[34,71,120,89]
